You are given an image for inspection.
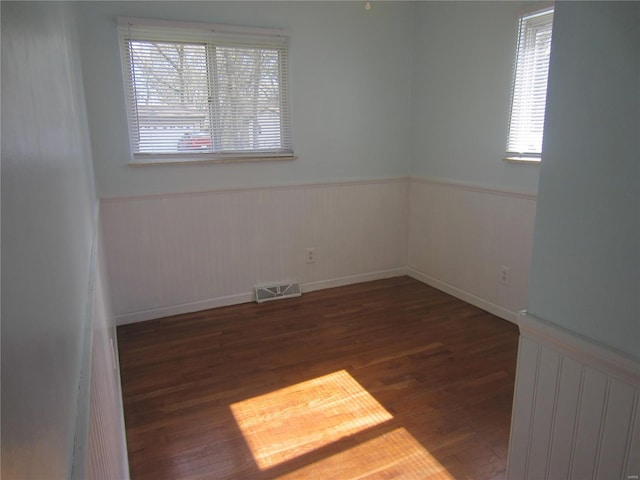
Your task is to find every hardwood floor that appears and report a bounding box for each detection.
[118,277,519,480]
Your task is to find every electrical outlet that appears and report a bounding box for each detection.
[499,265,510,285]
[305,248,316,264]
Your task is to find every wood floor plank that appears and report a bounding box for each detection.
[118,276,519,479]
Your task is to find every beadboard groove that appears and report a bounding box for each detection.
[407,178,536,324]
[101,179,409,324]
[101,176,538,326]
[507,312,640,480]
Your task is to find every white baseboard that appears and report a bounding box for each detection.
[302,268,407,293]
[116,268,407,325]
[407,267,518,325]
[116,292,254,325]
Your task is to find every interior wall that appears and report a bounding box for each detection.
[76,1,415,198]
[527,1,640,359]
[81,1,546,324]
[1,2,128,478]
[410,1,542,192]
[407,1,543,321]
[408,179,536,324]
[508,4,639,477]
[77,1,415,324]
[2,2,95,477]
[101,179,408,324]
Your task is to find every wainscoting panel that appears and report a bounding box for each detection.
[506,336,539,480]
[526,345,561,480]
[546,355,583,479]
[88,224,129,478]
[407,177,537,323]
[101,178,409,324]
[596,379,636,479]
[508,312,640,480]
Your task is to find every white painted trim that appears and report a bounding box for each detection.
[129,154,297,166]
[100,176,538,203]
[116,268,407,325]
[116,291,255,325]
[110,329,131,479]
[516,2,555,19]
[625,393,640,479]
[508,317,640,480]
[518,311,640,386]
[100,176,409,202]
[71,202,100,479]
[409,175,538,200]
[88,222,130,478]
[407,268,519,324]
[302,268,407,293]
[118,16,289,38]
[503,156,541,164]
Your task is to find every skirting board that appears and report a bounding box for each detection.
[301,268,406,294]
[508,312,640,480]
[115,268,407,325]
[407,268,518,325]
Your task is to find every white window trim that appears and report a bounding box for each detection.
[118,17,294,165]
[504,6,554,164]
[118,17,289,39]
[129,154,298,167]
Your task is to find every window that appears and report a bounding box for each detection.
[118,18,293,164]
[505,7,554,162]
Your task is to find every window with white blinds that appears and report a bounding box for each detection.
[118,18,293,163]
[506,7,554,162]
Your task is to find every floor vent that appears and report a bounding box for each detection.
[255,282,301,303]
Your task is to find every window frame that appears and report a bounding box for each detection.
[504,6,554,164]
[118,17,295,165]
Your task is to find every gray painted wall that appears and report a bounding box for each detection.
[79,1,548,197]
[411,1,543,192]
[8,2,635,475]
[77,1,415,198]
[527,1,640,359]
[1,2,109,477]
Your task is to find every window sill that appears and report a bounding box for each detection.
[129,154,297,167]
[503,156,541,164]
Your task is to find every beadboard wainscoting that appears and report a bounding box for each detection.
[508,312,640,480]
[101,178,409,324]
[88,226,129,478]
[407,177,537,324]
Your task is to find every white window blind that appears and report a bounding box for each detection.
[118,18,293,163]
[506,7,554,161]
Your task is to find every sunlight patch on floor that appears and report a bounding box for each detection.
[230,370,393,470]
[230,370,455,479]
[278,427,455,480]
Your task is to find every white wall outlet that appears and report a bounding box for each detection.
[305,248,316,264]
[499,265,510,285]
